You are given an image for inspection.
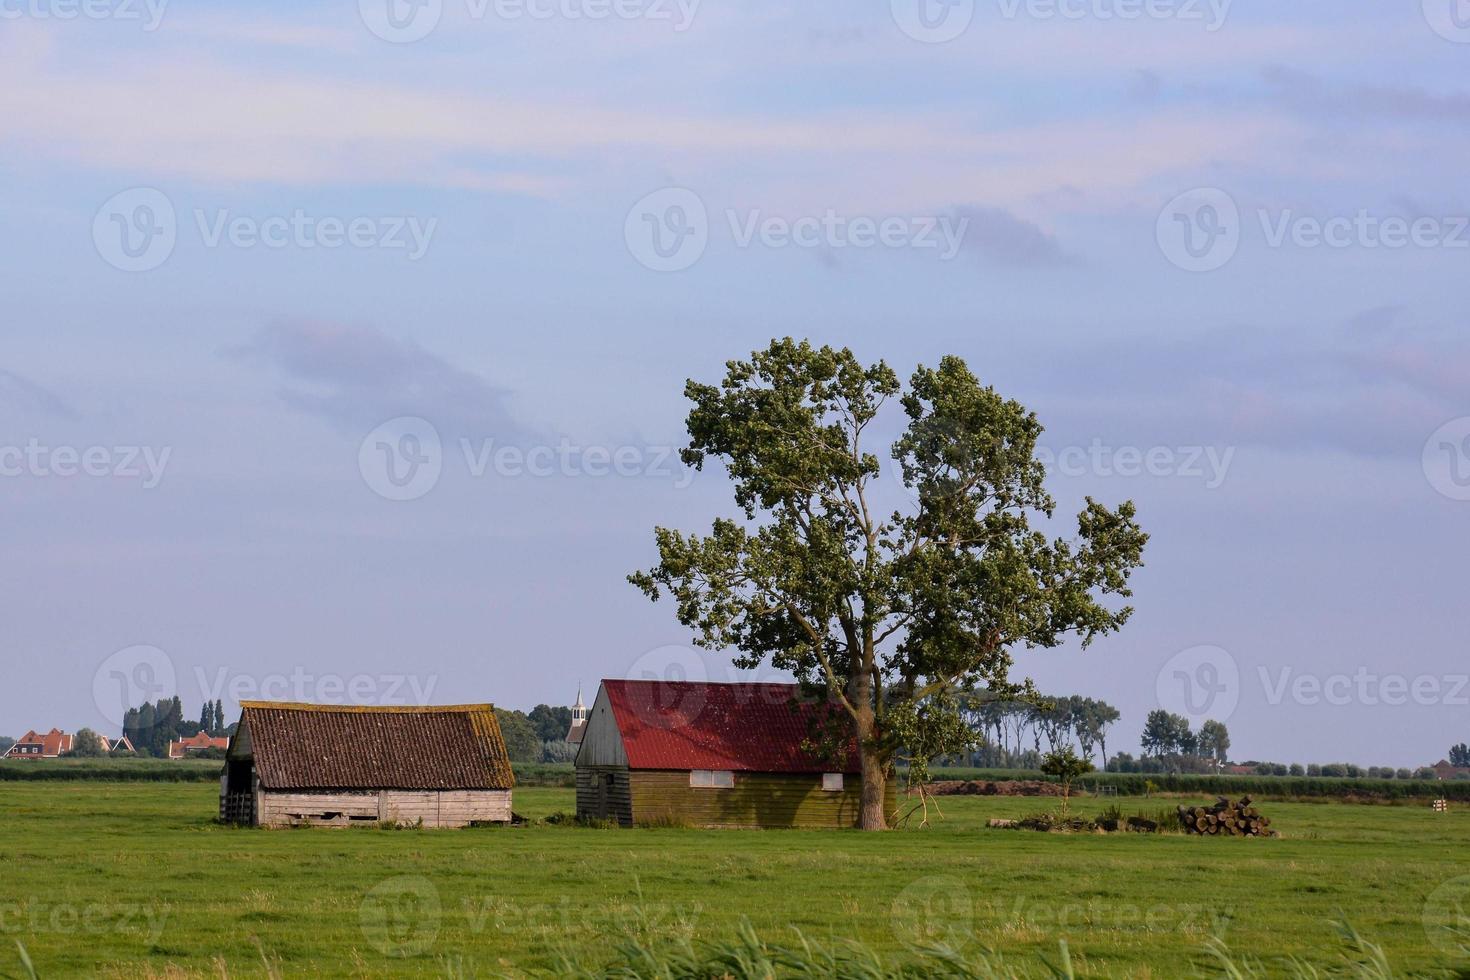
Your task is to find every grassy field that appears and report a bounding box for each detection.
[1,782,1467,978]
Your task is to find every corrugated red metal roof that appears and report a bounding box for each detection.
[601,680,860,773]
[236,702,515,791]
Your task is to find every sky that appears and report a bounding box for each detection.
[1,0,1467,768]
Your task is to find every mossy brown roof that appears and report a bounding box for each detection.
[235,701,515,791]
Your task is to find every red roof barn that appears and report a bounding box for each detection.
[574,679,892,828]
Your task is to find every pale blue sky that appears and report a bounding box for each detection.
[2,0,1467,766]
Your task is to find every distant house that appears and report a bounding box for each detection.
[168,732,231,758]
[565,687,588,745]
[1432,760,1470,780]
[108,735,136,754]
[219,701,515,828]
[2,729,74,759]
[574,679,896,829]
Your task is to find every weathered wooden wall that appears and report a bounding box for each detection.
[572,685,628,768]
[576,765,634,826]
[249,789,511,828]
[624,770,898,829]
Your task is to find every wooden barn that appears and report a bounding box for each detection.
[219,701,514,828]
[574,679,895,829]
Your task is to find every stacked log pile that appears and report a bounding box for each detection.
[1178,796,1275,837]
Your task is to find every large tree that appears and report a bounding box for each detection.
[1196,719,1231,767]
[630,340,1147,829]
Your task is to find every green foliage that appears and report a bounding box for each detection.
[630,340,1147,826]
[494,708,542,763]
[1039,746,1092,811]
[529,704,574,743]
[1196,720,1230,765]
[65,728,106,758]
[540,739,579,764]
[1450,743,1470,767]
[923,767,1470,800]
[0,736,14,755]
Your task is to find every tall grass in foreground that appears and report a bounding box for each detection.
[6,925,1456,979]
[510,918,1442,980]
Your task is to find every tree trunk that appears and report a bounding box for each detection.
[853,672,886,831]
[859,742,887,830]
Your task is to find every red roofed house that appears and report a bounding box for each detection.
[168,731,230,759]
[2,729,74,759]
[1432,759,1470,780]
[574,679,896,829]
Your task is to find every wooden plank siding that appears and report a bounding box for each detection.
[251,789,511,828]
[575,770,898,829]
[576,766,634,826]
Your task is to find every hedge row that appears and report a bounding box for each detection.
[0,758,221,781]
[0,758,577,785]
[925,767,1470,800]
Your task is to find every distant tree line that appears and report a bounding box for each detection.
[948,692,1122,770]
[1450,743,1470,767]
[118,697,233,758]
[495,704,577,764]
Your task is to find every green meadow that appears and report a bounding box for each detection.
[1,782,1467,977]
